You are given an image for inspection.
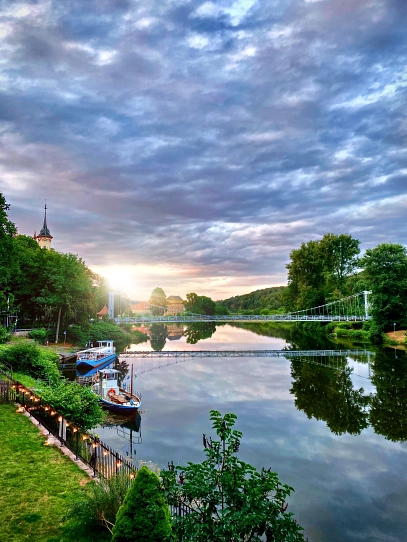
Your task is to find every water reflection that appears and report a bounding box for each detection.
[290,358,370,435]
[370,348,407,441]
[149,323,168,351]
[88,324,407,541]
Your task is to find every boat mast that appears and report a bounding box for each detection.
[130,364,133,396]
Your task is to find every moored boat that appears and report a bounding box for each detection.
[76,340,116,370]
[93,368,141,414]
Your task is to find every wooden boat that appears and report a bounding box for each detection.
[93,368,141,415]
[76,340,116,370]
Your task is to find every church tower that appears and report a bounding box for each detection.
[34,202,53,249]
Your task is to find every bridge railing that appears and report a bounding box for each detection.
[116,314,371,324]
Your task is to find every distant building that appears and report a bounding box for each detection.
[165,296,184,315]
[130,301,151,315]
[97,305,109,320]
[34,202,53,249]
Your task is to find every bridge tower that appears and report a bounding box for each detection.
[34,201,53,249]
[108,292,115,319]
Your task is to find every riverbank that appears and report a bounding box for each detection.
[0,404,110,542]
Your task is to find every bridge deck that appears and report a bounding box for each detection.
[116,315,370,324]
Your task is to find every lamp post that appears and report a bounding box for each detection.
[394,322,396,336]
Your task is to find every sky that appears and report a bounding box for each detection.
[1,0,406,301]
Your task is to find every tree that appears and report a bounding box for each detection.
[359,243,407,330]
[0,193,18,323]
[161,410,306,542]
[36,251,96,342]
[184,293,216,315]
[149,287,167,316]
[112,466,173,542]
[284,233,360,311]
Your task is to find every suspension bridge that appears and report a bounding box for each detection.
[115,291,372,324]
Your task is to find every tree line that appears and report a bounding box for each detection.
[283,233,407,333]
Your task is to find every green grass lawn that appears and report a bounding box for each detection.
[0,404,110,542]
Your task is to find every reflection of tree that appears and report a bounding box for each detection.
[150,324,168,351]
[290,358,370,435]
[115,358,129,387]
[370,349,407,441]
[183,322,216,344]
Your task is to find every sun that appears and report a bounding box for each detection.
[103,266,135,295]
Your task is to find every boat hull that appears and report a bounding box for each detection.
[99,398,140,415]
[76,353,117,370]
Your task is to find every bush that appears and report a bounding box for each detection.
[67,472,131,535]
[0,342,60,384]
[0,325,8,344]
[39,381,104,430]
[28,328,47,343]
[112,466,173,542]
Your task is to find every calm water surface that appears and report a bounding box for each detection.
[94,324,407,542]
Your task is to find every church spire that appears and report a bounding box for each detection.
[39,201,51,237]
[35,201,53,249]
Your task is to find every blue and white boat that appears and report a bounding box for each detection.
[76,340,116,371]
[93,368,141,415]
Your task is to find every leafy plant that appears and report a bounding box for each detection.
[161,410,306,542]
[28,328,47,343]
[0,342,60,384]
[67,471,131,534]
[39,380,104,430]
[112,466,173,542]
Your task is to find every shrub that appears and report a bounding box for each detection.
[112,466,173,542]
[0,342,60,384]
[0,324,8,344]
[28,328,47,343]
[39,381,104,430]
[67,472,131,535]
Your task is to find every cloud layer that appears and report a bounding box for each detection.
[1,0,406,299]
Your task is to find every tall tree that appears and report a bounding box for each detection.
[0,193,18,322]
[36,251,95,341]
[359,243,407,330]
[184,293,216,315]
[284,233,360,311]
[149,287,167,316]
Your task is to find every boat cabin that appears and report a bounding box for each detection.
[76,340,115,361]
[97,368,120,399]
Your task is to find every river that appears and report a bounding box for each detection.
[93,323,407,542]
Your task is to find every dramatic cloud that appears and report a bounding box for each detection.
[1,0,406,299]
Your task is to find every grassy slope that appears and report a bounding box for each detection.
[0,404,110,542]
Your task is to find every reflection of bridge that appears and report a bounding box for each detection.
[116,291,371,324]
[121,349,372,359]
[120,349,373,376]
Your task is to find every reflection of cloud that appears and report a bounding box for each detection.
[2,0,407,299]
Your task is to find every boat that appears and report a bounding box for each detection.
[93,367,141,415]
[76,340,116,370]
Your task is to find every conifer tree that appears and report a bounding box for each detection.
[111,466,173,542]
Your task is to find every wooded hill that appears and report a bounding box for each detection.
[218,286,286,312]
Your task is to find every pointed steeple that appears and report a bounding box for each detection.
[35,201,53,249]
[39,201,52,237]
